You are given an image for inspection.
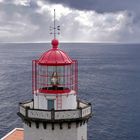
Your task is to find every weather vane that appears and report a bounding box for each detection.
[50,9,60,39]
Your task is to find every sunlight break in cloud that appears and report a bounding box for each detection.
[36,1,134,42]
[13,0,30,6]
[0,0,138,42]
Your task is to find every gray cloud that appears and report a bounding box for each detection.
[47,0,140,27]
[0,1,53,42]
[0,0,139,43]
[47,0,140,13]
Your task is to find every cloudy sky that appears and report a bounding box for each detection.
[0,0,139,43]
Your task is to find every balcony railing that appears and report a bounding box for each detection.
[19,100,92,121]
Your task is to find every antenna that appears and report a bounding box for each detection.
[50,9,60,39]
[54,9,56,39]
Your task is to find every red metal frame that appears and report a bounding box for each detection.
[32,60,78,94]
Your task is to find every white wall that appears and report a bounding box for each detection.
[34,90,77,110]
[34,94,56,110]
[24,122,87,140]
[61,93,77,109]
[77,123,87,140]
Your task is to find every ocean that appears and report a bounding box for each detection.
[0,43,140,140]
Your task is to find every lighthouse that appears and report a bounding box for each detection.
[18,10,92,140]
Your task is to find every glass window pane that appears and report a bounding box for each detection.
[48,100,54,110]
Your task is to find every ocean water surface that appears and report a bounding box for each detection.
[0,43,140,140]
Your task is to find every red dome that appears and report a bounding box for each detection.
[38,39,73,65]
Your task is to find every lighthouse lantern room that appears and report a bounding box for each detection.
[32,38,78,110]
[18,10,92,140]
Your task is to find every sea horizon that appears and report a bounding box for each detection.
[0,43,140,140]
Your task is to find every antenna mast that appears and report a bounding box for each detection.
[50,9,60,39]
[54,9,56,39]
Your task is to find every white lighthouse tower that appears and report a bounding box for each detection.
[18,11,92,140]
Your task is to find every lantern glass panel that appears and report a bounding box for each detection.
[32,60,78,94]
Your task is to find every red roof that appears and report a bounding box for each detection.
[38,39,73,65]
[1,128,24,140]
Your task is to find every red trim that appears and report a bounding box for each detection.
[35,60,37,93]
[39,89,70,94]
[32,60,34,94]
[38,63,72,66]
[76,60,78,93]
[32,60,36,94]
[37,59,76,66]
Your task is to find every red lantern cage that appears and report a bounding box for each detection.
[32,39,78,94]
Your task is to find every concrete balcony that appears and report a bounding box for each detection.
[18,100,92,122]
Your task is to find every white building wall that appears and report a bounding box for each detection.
[34,94,39,109]
[34,94,56,110]
[61,93,77,109]
[38,94,47,109]
[24,123,76,140]
[34,90,77,110]
[77,123,87,140]
[24,122,87,140]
